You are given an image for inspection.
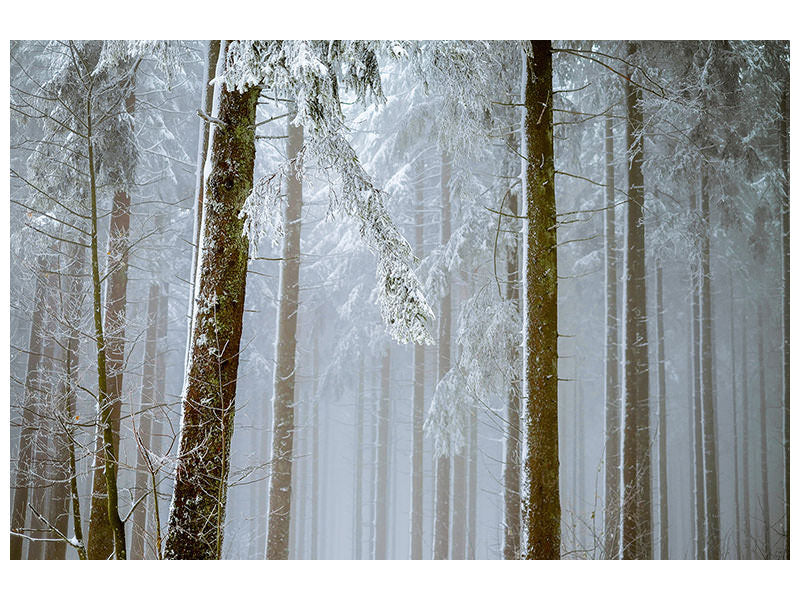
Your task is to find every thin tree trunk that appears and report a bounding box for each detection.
[410,159,425,560]
[758,305,771,559]
[522,40,560,560]
[354,355,365,559]
[468,397,478,560]
[621,44,651,560]
[433,151,452,560]
[699,168,720,560]
[687,313,696,559]
[690,190,706,560]
[375,347,391,560]
[779,84,789,560]
[603,114,621,561]
[730,274,741,559]
[130,281,160,560]
[656,259,668,559]
[266,120,304,560]
[163,41,258,559]
[310,337,319,559]
[11,256,50,560]
[742,310,752,559]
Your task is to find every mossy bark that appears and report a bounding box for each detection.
[522,40,560,560]
[266,121,304,560]
[163,70,259,559]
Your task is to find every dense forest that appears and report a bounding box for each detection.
[9,39,789,561]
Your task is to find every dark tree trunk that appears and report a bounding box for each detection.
[163,42,258,558]
[742,311,752,559]
[522,40,560,560]
[621,44,651,560]
[699,169,720,560]
[603,114,621,561]
[266,120,304,560]
[758,305,771,559]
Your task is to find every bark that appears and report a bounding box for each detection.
[699,169,720,560]
[468,402,478,560]
[266,120,304,560]
[433,151,452,560]
[690,190,706,560]
[10,256,50,560]
[374,347,391,559]
[410,159,425,560]
[686,314,696,558]
[130,281,160,560]
[452,431,467,559]
[656,259,668,559]
[163,44,258,558]
[522,40,560,560]
[621,46,651,560]
[603,114,621,560]
[310,338,319,559]
[758,305,771,559]
[741,311,752,559]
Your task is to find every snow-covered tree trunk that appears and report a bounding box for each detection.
[522,40,560,560]
[375,347,391,559]
[163,51,259,559]
[433,152,452,561]
[130,281,160,560]
[410,159,425,560]
[655,259,668,559]
[603,114,621,560]
[690,189,706,560]
[758,305,771,559]
[266,120,304,560]
[621,45,651,560]
[699,168,720,561]
[10,256,49,560]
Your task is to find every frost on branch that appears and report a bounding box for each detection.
[226,41,434,345]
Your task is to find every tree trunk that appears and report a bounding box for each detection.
[690,190,706,560]
[266,119,304,560]
[130,281,160,560]
[310,337,319,559]
[779,84,789,560]
[468,396,478,560]
[741,310,752,559]
[730,274,741,559]
[10,256,50,560]
[522,40,560,560]
[163,41,258,559]
[374,347,391,559]
[354,356,365,559]
[656,259,668,559]
[433,151,452,560]
[686,314,696,558]
[621,44,651,560]
[758,305,771,559]
[603,114,621,560]
[410,159,425,560]
[699,168,720,560]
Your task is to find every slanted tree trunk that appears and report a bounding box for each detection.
[375,347,391,559]
[621,44,651,560]
[266,119,304,560]
[130,281,160,560]
[758,305,771,559]
[603,114,621,561]
[163,41,259,559]
[410,159,425,560]
[522,40,560,560]
[11,256,50,560]
[741,310,752,559]
[690,189,706,560]
[699,168,720,561]
[433,151,453,560]
[655,259,668,560]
